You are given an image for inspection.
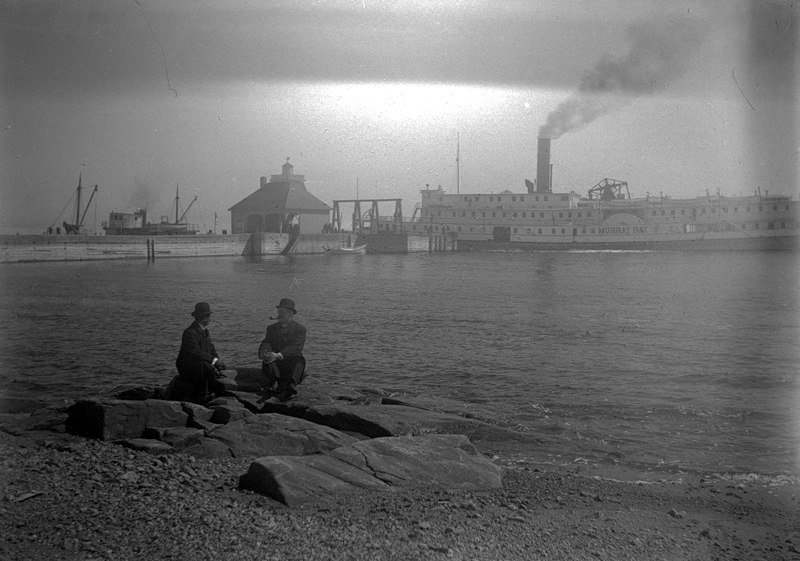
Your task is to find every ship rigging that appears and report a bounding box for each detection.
[50,174,98,235]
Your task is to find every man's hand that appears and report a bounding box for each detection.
[261,351,279,364]
[215,360,226,371]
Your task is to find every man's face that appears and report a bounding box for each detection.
[277,307,293,324]
[198,314,211,328]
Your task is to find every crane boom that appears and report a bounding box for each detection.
[78,186,98,227]
[179,196,197,223]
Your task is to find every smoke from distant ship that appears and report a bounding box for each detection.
[538,19,704,140]
[127,179,161,212]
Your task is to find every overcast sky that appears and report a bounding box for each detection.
[1,0,797,233]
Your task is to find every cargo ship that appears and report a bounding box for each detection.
[385,138,799,251]
[102,185,200,236]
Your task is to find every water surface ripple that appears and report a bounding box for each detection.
[1,250,798,478]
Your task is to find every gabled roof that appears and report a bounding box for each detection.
[228,179,331,214]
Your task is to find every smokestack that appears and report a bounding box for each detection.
[536,138,552,193]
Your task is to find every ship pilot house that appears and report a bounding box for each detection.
[228,161,331,235]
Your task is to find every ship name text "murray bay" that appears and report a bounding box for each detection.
[599,226,648,235]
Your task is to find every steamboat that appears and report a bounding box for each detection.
[392,138,799,251]
[102,185,200,236]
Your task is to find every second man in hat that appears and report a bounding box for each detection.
[258,298,307,401]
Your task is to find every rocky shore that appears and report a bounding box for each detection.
[2,369,799,560]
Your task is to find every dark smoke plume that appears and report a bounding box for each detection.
[539,19,705,139]
[127,179,161,212]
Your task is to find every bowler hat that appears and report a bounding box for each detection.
[275,298,297,314]
[191,302,212,318]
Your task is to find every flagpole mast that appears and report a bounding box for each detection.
[456,133,460,195]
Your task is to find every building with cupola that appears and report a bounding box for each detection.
[228,161,331,234]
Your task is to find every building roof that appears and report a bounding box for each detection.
[228,164,331,215]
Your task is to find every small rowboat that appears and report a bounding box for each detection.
[323,244,367,255]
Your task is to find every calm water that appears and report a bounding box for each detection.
[2,250,799,480]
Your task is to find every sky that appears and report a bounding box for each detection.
[1,0,797,234]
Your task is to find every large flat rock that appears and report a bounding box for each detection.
[202,414,358,459]
[48,374,541,468]
[380,393,498,424]
[65,399,188,440]
[0,404,70,435]
[302,402,540,445]
[241,434,504,506]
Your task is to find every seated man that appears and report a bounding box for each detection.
[175,302,227,404]
[258,298,306,401]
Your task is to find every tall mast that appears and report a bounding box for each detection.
[456,133,460,195]
[75,174,82,225]
[175,184,180,224]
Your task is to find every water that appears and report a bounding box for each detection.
[2,250,799,480]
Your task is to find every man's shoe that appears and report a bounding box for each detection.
[198,393,216,405]
[276,387,297,402]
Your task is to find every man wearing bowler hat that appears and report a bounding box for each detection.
[258,298,306,401]
[175,302,227,404]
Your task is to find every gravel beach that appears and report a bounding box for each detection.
[3,430,799,561]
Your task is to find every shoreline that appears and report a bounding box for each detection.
[3,428,799,560]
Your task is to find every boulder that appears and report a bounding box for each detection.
[141,427,205,450]
[181,402,215,423]
[252,385,335,417]
[303,402,542,445]
[224,382,339,420]
[0,404,70,435]
[301,402,484,438]
[213,369,237,392]
[65,399,188,440]
[27,405,71,433]
[206,396,252,424]
[0,413,38,436]
[0,396,49,414]
[164,374,191,402]
[181,436,235,459]
[204,414,357,458]
[330,434,503,489]
[112,386,165,401]
[241,434,504,506]
[211,407,252,424]
[226,391,267,414]
[232,367,269,393]
[189,418,221,432]
[242,455,389,506]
